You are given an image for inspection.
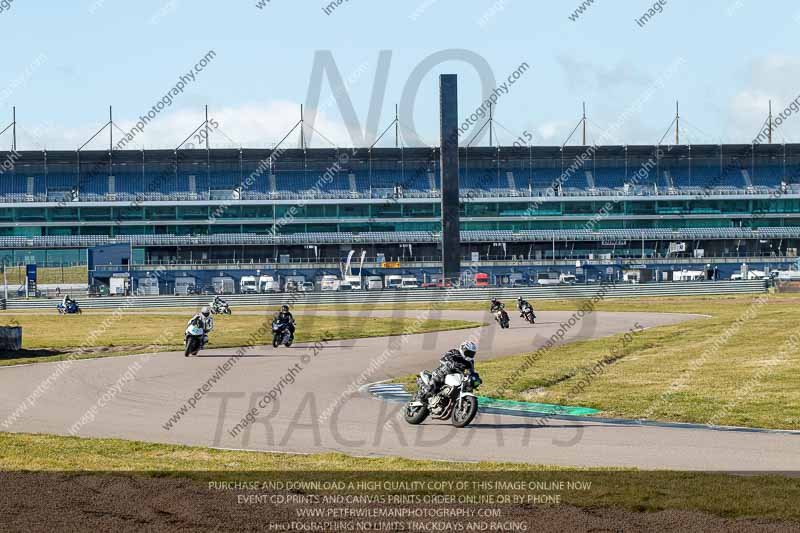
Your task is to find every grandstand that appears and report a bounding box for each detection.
[0,143,799,280]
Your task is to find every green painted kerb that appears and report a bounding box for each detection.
[477,396,601,416]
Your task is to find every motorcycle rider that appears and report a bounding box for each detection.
[490,298,505,313]
[212,295,228,313]
[187,306,214,348]
[424,341,477,399]
[275,304,296,339]
[517,296,532,316]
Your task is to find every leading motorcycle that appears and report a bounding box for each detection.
[184,319,205,357]
[57,301,82,315]
[404,368,482,428]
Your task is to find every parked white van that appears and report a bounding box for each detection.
[240,275,258,294]
[258,275,278,293]
[400,276,420,289]
[384,275,403,290]
[320,275,341,291]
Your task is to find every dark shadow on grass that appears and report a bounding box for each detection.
[0,348,66,360]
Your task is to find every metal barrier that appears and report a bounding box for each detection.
[3,280,768,310]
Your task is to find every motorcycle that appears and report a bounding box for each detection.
[272,318,294,348]
[184,320,205,357]
[404,368,482,428]
[522,305,536,324]
[494,309,510,329]
[210,301,231,315]
[57,301,82,315]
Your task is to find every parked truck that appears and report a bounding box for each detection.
[365,275,384,290]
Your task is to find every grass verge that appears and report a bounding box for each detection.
[388,294,800,430]
[0,313,477,366]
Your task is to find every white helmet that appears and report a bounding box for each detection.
[459,340,477,360]
[201,306,211,317]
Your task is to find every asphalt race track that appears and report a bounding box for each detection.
[2,309,799,471]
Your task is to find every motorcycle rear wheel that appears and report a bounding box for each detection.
[451,396,479,428]
[404,403,429,425]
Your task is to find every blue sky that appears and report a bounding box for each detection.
[1,0,799,149]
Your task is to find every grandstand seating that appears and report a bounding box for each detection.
[1,150,800,204]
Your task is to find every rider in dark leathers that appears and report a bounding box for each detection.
[490,298,505,313]
[424,341,477,398]
[275,305,296,338]
[517,296,532,317]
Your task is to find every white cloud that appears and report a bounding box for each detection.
[729,55,800,143]
[13,101,359,151]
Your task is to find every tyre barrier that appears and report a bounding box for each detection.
[0,326,22,351]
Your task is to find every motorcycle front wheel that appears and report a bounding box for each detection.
[403,402,429,425]
[451,396,479,428]
[272,333,281,348]
[185,337,200,357]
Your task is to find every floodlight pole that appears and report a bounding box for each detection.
[488,103,493,147]
[300,105,305,151]
[582,102,586,146]
[768,100,773,144]
[12,106,15,151]
[109,106,113,152]
[205,105,210,150]
[675,101,680,145]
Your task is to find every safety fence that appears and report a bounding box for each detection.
[3,280,767,310]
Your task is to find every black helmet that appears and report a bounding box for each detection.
[281,305,289,313]
[491,297,498,303]
[517,296,523,301]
